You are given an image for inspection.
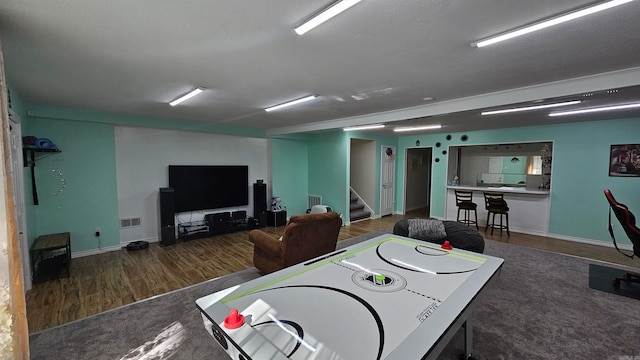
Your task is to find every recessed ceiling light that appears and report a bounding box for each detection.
[471,0,634,48]
[294,0,362,35]
[265,95,318,112]
[423,97,435,102]
[343,124,386,131]
[481,100,581,115]
[549,102,640,116]
[169,87,205,106]
[393,124,442,132]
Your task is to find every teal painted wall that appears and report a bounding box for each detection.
[8,85,26,117]
[308,132,349,219]
[23,116,120,252]
[271,138,309,216]
[398,117,640,246]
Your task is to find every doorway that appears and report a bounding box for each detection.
[404,147,432,217]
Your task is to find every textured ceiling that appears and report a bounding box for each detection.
[1,0,640,136]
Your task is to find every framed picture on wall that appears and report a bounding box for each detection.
[609,144,640,177]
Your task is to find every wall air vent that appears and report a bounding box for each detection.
[120,217,142,228]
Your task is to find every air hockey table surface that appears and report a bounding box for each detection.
[196,234,504,360]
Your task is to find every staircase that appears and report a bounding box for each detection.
[349,189,371,222]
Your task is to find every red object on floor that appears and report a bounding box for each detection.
[224,309,245,329]
[441,240,453,250]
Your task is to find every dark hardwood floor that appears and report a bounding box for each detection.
[25,209,637,333]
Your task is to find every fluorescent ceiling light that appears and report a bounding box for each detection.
[393,124,442,132]
[481,100,582,115]
[343,124,386,131]
[471,0,634,48]
[549,102,640,116]
[294,0,362,35]
[169,87,204,106]
[265,95,318,112]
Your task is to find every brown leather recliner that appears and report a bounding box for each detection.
[249,212,342,274]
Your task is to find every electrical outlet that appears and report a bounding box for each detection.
[95,227,101,237]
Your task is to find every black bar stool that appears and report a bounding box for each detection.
[483,192,510,235]
[454,190,478,230]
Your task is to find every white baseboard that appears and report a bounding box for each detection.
[71,237,160,259]
[71,245,122,259]
[545,232,633,251]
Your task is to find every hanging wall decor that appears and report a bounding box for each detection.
[609,144,640,177]
[385,147,395,160]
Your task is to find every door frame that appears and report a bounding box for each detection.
[379,145,396,217]
[9,112,31,291]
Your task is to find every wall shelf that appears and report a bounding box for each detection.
[22,147,62,205]
[23,147,61,167]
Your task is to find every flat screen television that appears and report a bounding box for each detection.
[168,165,249,213]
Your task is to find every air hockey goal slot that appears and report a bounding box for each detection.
[201,314,229,350]
[211,324,229,350]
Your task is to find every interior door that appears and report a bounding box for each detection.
[380,146,395,217]
[9,113,31,290]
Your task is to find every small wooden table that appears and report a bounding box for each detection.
[31,232,71,283]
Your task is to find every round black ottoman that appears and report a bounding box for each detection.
[392,218,485,253]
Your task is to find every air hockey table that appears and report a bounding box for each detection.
[196,234,504,360]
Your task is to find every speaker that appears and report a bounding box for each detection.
[253,182,267,218]
[258,212,267,228]
[160,226,176,246]
[159,187,176,245]
[231,210,247,221]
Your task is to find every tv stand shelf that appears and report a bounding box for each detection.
[176,210,256,242]
[177,221,209,241]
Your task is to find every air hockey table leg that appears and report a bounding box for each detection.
[460,319,477,360]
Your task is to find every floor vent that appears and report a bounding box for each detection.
[120,217,142,228]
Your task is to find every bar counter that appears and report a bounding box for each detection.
[446,185,550,195]
[445,186,550,235]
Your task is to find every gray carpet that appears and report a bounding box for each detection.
[30,229,640,359]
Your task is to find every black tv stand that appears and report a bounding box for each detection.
[177,210,254,241]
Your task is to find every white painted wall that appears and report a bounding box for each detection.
[114,127,269,244]
[350,139,376,210]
